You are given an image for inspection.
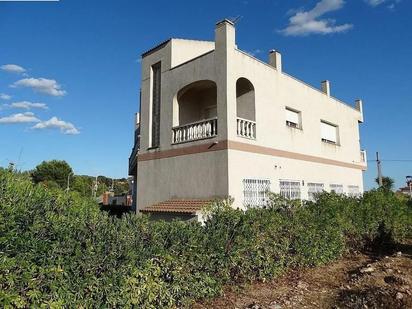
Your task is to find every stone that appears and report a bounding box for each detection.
[396,292,404,300]
[360,266,375,273]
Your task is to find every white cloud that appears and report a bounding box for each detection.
[280,0,353,36]
[11,78,67,97]
[32,116,80,135]
[0,93,12,100]
[6,101,48,110]
[0,112,40,124]
[365,0,386,6]
[365,0,401,9]
[1,64,26,74]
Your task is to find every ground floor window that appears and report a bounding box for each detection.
[348,185,360,197]
[243,179,271,207]
[308,183,324,201]
[279,180,301,200]
[330,184,344,194]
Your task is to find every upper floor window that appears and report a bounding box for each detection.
[280,180,301,200]
[243,178,270,207]
[308,182,324,201]
[150,62,162,148]
[285,107,301,129]
[321,121,339,145]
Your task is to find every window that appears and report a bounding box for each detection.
[243,179,271,207]
[330,184,343,194]
[286,108,301,129]
[151,62,161,148]
[348,185,360,197]
[308,183,324,201]
[321,121,338,144]
[280,180,301,200]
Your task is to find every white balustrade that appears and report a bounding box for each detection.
[172,117,217,144]
[237,117,256,139]
[360,150,367,163]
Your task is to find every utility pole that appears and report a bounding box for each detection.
[92,176,98,198]
[66,173,73,192]
[376,152,383,187]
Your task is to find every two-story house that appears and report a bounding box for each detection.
[129,20,367,220]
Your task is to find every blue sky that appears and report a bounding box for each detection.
[0,0,411,189]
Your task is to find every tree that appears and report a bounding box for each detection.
[375,176,395,191]
[31,160,73,189]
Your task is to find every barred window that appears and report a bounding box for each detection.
[308,183,324,201]
[243,179,271,207]
[279,180,301,200]
[330,184,343,194]
[348,185,360,197]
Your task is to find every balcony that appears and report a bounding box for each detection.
[172,117,217,144]
[237,117,256,139]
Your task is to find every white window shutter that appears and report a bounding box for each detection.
[286,109,299,125]
[321,121,337,143]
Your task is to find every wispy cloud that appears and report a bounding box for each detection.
[11,78,67,97]
[32,116,79,135]
[0,93,12,100]
[1,64,26,74]
[365,0,401,9]
[4,101,48,110]
[365,0,386,6]
[280,0,353,36]
[0,112,40,124]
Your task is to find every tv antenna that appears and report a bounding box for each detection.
[230,15,243,25]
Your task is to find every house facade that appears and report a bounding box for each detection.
[129,20,367,218]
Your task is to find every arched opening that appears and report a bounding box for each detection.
[177,80,217,125]
[236,78,256,139]
[172,80,218,144]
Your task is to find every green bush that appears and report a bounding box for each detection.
[0,170,411,307]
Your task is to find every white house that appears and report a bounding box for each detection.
[129,20,367,220]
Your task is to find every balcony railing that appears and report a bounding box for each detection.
[237,117,256,139]
[360,150,367,163]
[172,117,217,144]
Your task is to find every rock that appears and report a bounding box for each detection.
[396,251,402,257]
[396,292,404,300]
[268,303,282,309]
[297,281,308,289]
[360,266,375,273]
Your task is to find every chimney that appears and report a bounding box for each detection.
[215,19,235,52]
[321,80,330,96]
[268,50,282,72]
[355,99,364,123]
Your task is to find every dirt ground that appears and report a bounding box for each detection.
[195,241,412,309]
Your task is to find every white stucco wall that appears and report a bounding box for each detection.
[135,20,366,213]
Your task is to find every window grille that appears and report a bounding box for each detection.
[279,180,301,200]
[243,179,271,207]
[330,184,343,194]
[348,185,360,197]
[308,183,324,201]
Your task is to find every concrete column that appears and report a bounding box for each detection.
[268,50,282,72]
[214,19,236,141]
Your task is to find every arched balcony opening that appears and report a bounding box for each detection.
[172,80,218,144]
[236,78,256,139]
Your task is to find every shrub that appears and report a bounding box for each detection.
[0,170,411,307]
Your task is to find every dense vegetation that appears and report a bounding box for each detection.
[3,160,130,198]
[0,170,411,308]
